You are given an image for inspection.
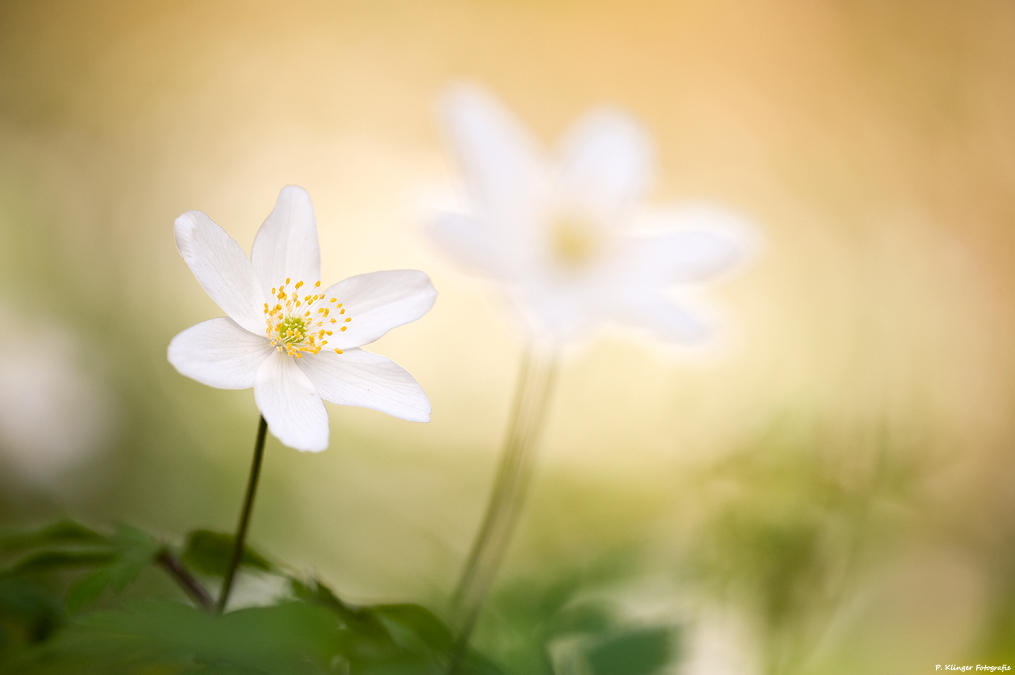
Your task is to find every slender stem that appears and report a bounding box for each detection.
[217,414,268,613]
[449,348,535,616]
[448,347,559,671]
[155,548,214,611]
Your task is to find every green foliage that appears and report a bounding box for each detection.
[475,560,679,675]
[181,529,274,577]
[291,579,499,674]
[0,579,64,658]
[0,519,673,674]
[0,520,107,553]
[585,627,672,675]
[65,525,162,611]
[13,600,344,674]
[679,418,923,674]
[0,519,503,675]
[0,520,115,579]
[0,520,171,666]
[13,594,500,674]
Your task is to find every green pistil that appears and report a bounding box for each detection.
[277,316,308,345]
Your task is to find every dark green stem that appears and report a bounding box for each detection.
[217,414,268,613]
[448,347,559,671]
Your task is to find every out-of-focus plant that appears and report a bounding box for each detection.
[433,83,758,665]
[678,418,923,675]
[0,306,114,489]
[473,555,680,675]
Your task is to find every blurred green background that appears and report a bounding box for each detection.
[2,1,1014,673]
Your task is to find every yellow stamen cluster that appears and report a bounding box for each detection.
[263,278,350,357]
[551,215,600,267]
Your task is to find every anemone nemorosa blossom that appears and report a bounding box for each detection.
[169,186,435,452]
[433,84,757,344]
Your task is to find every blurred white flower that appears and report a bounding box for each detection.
[168,185,435,453]
[433,84,758,344]
[0,306,113,487]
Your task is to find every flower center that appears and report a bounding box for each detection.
[263,278,352,358]
[276,316,308,345]
[550,215,601,268]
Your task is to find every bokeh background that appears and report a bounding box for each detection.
[2,1,1015,673]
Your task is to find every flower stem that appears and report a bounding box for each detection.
[217,414,268,613]
[448,346,559,670]
[155,548,214,611]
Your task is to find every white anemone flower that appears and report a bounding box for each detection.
[433,84,757,344]
[168,186,435,452]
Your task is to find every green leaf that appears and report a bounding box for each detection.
[64,568,113,612]
[0,520,117,579]
[585,626,674,675]
[106,524,161,591]
[62,525,162,611]
[0,522,159,586]
[547,602,614,637]
[365,603,506,674]
[0,520,108,554]
[292,579,501,674]
[13,599,349,674]
[354,654,443,675]
[370,604,454,655]
[1,550,116,578]
[180,530,273,578]
[291,578,389,636]
[0,578,65,662]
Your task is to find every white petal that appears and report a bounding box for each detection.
[254,350,329,452]
[298,349,431,422]
[168,318,273,389]
[615,292,710,343]
[428,213,510,279]
[557,109,654,217]
[626,205,757,284]
[440,84,545,225]
[324,270,436,349]
[175,211,266,334]
[251,185,321,296]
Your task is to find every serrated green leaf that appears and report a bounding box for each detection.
[61,525,163,611]
[180,530,273,578]
[585,626,674,675]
